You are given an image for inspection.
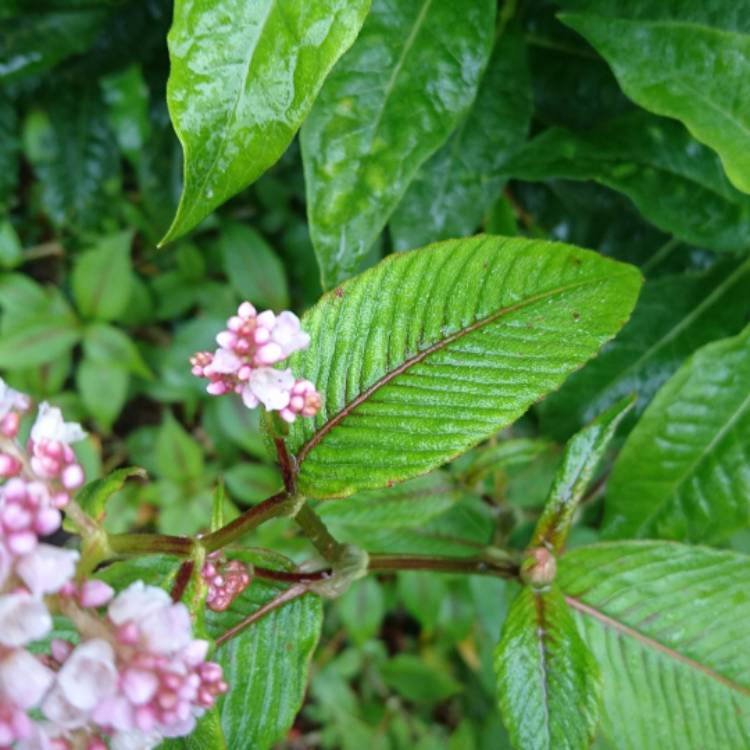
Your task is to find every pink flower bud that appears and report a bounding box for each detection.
[79,580,115,608]
[61,463,85,491]
[0,453,21,477]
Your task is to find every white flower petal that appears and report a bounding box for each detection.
[16,545,79,596]
[111,730,164,750]
[30,403,86,445]
[41,686,89,730]
[0,378,30,420]
[140,603,192,654]
[248,367,294,411]
[57,639,118,710]
[0,592,52,647]
[108,581,171,626]
[210,348,241,374]
[0,649,55,709]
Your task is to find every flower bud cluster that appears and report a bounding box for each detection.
[0,382,228,749]
[190,302,322,423]
[201,556,252,612]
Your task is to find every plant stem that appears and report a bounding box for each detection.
[214,584,309,647]
[294,502,346,563]
[108,532,196,557]
[274,437,296,494]
[641,236,681,275]
[368,553,519,579]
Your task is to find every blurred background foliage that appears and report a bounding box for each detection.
[1,1,749,748]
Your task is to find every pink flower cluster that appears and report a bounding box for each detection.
[0,382,227,750]
[190,302,321,423]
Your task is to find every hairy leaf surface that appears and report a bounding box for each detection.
[559,542,750,749]
[163,0,370,242]
[559,2,750,194]
[285,235,642,498]
[604,325,750,542]
[495,585,601,750]
[301,0,496,288]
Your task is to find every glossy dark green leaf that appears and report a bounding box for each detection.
[559,542,750,749]
[162,0,371,243]
[285,235,642,498]
[532,396,634,552]
[494,585,601,750]
[604,325,750,543]
[205,551,323,750]
[539,256,750,439]
[23,88,120,231]
[390,29,532,249]
[76,466,147,523]
[0,9,108,83]
[71,232,134,321]
[301,0,496,287]
[559,2,750,194]
[218,222,288,310]
[502,111,750,252]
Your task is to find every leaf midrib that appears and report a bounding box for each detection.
[566,594,750,697]
[533,592,553,747]
[296,270,631,465]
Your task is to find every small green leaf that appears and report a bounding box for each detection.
[337,577,385,645]
[539,256,750,440]
[0,220,22,269]
[76,358,129,432]
[381,654,462,705]
[301,0,497,287]
[457,438,553,487]
[205,551,323,750]
[397,571,447,632]
[531,396,634,553]
[0,315,80,370]
[390,29,532,249]
[559,542,750,749]
[218,222,289,310]
[83,323,152,379]
[72,231,134,321]
[223,463,281,504]
[559,4,750,194]
[286,235,642,498]
[162,0,371,243]
[604,324,750,543]
[100,64,151,162]
[155,412,204,482]
[501,110,750,252]
[76,466,147,523]
[494,585,601,750]
[0,95,19,212]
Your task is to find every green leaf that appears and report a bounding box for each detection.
[538,256,750,440]
[0,9,108,83]
[218,222,289,310]
[0,220,22,269]
[159,709,227,750]
[494,585,601,750]
[23,88,120,231]
[531,396,634,552]
[559,542,750,749]
[0,314,80,370]
[223,463,281,504]
[76,358,129,432]
[603,325,750,543]
[337,577,385,645]
[397,571,447,632]
[162,0,371,243]
[285,235,642,498]
[456,438,553,487]
[0,95,19,212]
[390,29,532,250]
[71,231,134,321]
[100,64,151,162]
[381,654,462,705]
[83,323,152,379]
[155,412,205,482]
[76,466,147,523]
[301,0,497,288]
[204,551,323,750]
[559,4,750,194]
[501,110,750,252]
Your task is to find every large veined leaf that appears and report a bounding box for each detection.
[558,2,750,194]
[559,542,750,749]
[284,235,642,498]
[532,396,633,553]
[389,29,532,250]
[603,325,750,543]
[161,0,370,243]
[495,585,601,750]
[205,551,323,750]
[539,256,750,439]
[301,0,496,288]
[501,110,750,252]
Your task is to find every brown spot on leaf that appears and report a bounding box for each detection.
[335,288,344,298]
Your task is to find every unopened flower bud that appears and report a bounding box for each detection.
[520,547,557,589]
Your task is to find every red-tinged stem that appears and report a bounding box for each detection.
[214,584,309,647]
[368,553,519,579]
[274,437,296,495]
[171,561,195,602]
